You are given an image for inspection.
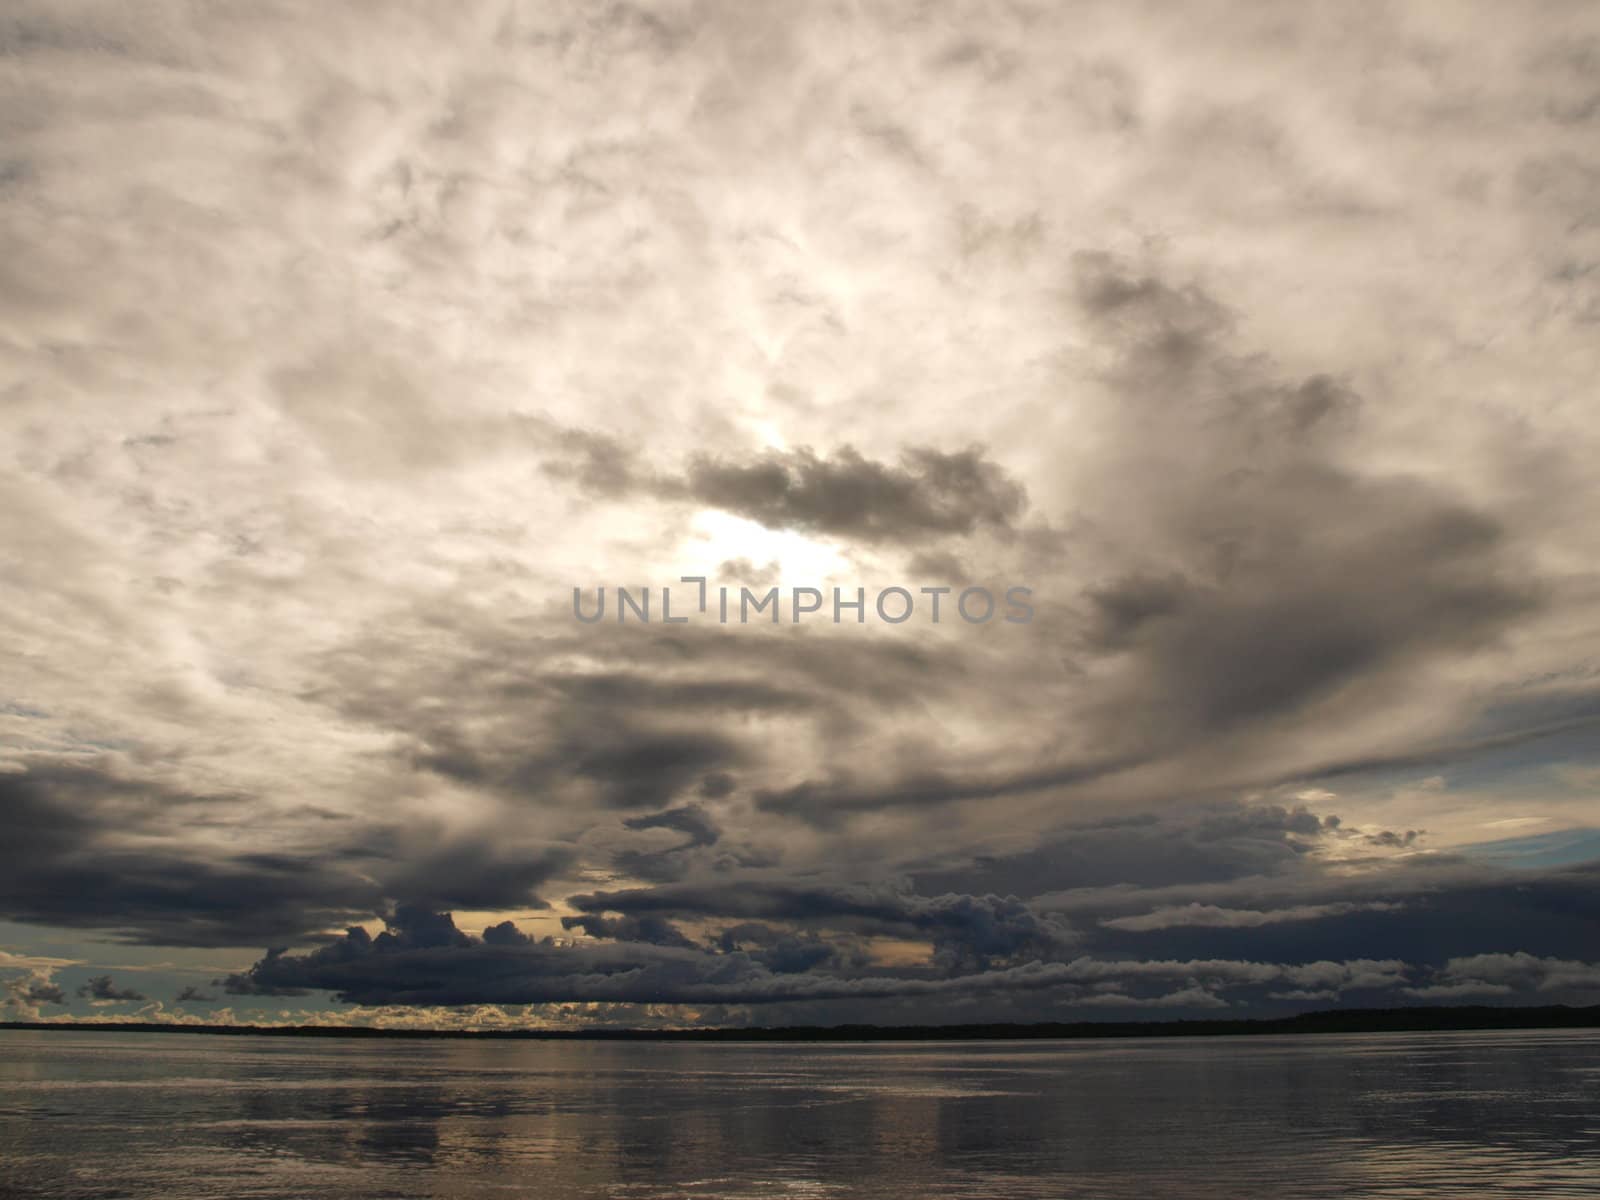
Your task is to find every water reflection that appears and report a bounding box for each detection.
[1,1030,1597,1198]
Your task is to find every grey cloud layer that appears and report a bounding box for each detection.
[218,893,1600,1016]
[542,434,1030,545]
[3,1,1600,1024]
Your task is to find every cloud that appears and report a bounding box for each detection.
[0,760,569,945]
[1403,952,1600,1000]
[623,804,721,847]
[559,913,699,950]
[22,980,67,1005]
[568,881,1076,970]
[611,803,724,883]
[681,444,1027,544]
[1,975,67,1018]
[1063,252,1538,756]
[220,905,1425,1014]
[0,765,383,946]
[376,839,571,913]
[538,430,1030,546]
[1,0,1598,1027]
[1101,901,1402,933]
[0,946,77,1019]
[0,949,79,972]
[912,802,1331,896]
[1059,857,1600,973]
[76,974,147,1003]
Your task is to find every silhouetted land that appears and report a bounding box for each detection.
[4,1005,1599,1041]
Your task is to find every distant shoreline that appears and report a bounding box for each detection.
[4,1005,1598,1042]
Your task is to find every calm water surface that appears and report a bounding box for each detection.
[2,1029,1597,1198]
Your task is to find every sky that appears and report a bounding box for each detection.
[3,0,1600,1030]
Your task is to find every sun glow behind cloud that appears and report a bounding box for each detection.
[685,510,847,584]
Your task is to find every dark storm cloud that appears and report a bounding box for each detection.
[0,764,383,946]
[572,729,746,810]
[751,755,1148,829]
[885,794,1600,984]
[219,903,1559,1015]
[242,604,1003,945]
[309,612,974,816]
[610,804,723,884]
[559,912,698,949]
[0,763,571,946]
[682,444,1027,543]
[1080,490,1532,742]
[623,803,721,847]
[207,799,1600,1014]
[1064,252,1539,750]
[1297,706,1600,784]
[607,848,697,885]
[717,924,863,988]
[1073,860,1600,973]
[746,255,1547,831]
[77,974,145,1002]
[537,431,1029,545]
[411,710,745,812]
[215,905,1215,1008]
[910,801,1328,897]
[568,881,1075,969]
[20,981,66,1005]
[174,985,218,1005]
[375,839,571,912]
